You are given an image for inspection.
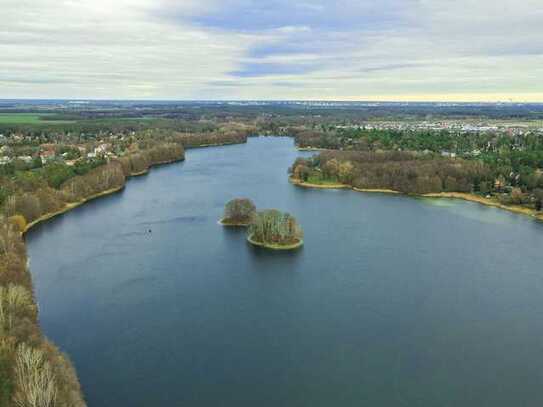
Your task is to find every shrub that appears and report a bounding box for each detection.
[9,215,27,233]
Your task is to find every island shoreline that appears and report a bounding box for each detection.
[219,218,252,227]
[247,233,304,250]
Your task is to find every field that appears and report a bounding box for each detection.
[0,113,75,124]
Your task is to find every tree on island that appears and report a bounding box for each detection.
[248,209,303,249]
[221,198,256,225]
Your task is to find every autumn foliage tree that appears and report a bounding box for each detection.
[290,151,494,195]
[222,198,256,225]
[248,209,303,248]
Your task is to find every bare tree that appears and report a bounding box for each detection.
[14,344,57,407]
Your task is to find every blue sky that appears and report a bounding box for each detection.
[1,0,542,101]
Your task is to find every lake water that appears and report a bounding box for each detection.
[26,137,543,406]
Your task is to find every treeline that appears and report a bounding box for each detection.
[117,143,184,176]
[168,130,250,148]
[3,162,126,225]
[293,129,344,150]
[292,151,489,194]
[0,216,86,406]
[293,127,543,196]
[0,117,218,136]
[1,142,185,223]
[0,130,250,219]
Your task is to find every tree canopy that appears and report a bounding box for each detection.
[248,209,303,248]
[222,198,256,225]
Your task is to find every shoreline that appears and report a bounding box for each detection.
[186,141,243,149]
[5,140,247,405]
[289,177,543,221]
[247,234,304,250]
[296,146,329,152]
[23,185,125,233]
[422,192,543,220]
[22,156,186,235]
[289,177,399,194]
[219,218,252,227]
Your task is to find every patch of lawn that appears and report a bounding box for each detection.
[0,113,74,124]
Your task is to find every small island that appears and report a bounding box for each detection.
[220,198,256,226]
[247,209,304,250]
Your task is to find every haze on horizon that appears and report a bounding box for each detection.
[1,0,542,102]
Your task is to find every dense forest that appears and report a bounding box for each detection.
[292,128,543,202]
[290,151,543,210]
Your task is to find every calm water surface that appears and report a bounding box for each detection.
[27,137,543,406]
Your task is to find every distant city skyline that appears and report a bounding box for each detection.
[2,0,542,101]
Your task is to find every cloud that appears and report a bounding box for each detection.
[185,0,414,32]
[0,0,542,100]
[229,62,321,77]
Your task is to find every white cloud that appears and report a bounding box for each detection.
[0,0,258,98]
[0,0,542,100]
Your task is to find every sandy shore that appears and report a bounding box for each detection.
[290,177,543,221]
[23,156,186,234]
[422,192,543,220]
[219,218,252,227]
[296,146,329,152]
[247,234,304,250]
[289,177,350,189]
[23,185,125,233]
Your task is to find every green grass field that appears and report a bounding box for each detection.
[0,113,74,124]
[306,175,341,185]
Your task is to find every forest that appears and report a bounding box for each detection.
[292,127,543,202]
[290,150,543,210]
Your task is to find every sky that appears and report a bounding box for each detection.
[1,0,542,101]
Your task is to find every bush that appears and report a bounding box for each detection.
[9,215,27,232]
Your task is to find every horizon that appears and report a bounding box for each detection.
[2,98,543,105]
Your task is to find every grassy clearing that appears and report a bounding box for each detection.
[0,113,74,124]
[306,175,343,185]
[289,176,349,189]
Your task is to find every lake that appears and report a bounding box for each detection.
[26,137,543,406]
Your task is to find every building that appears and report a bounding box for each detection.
[40,150,56,164]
